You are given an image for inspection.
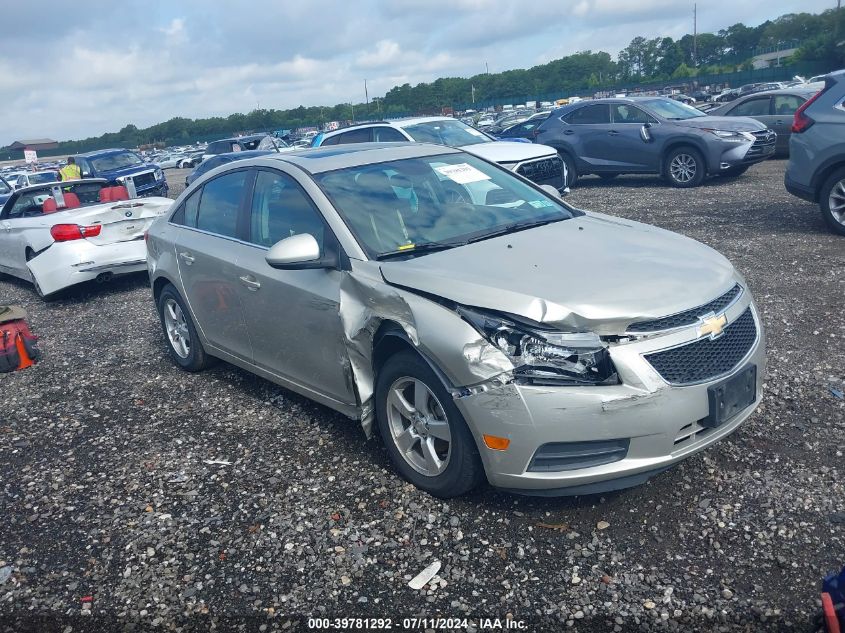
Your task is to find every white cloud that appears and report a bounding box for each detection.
[0,0,836,144]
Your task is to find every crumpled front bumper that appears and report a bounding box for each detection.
[453,302,766,494]
[27,239,148,295]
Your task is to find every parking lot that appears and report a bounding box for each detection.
[1,158,843,631]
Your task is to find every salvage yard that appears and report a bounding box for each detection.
[1,158,843,631]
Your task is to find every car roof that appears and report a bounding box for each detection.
[76,148,137,158]
[229,142,462,175]
[211,133,268,143]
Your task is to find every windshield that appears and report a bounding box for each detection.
[29,172,58,185]
[315,153,575,259]
[0,178,10,194]
[644,98,706,120]
[402,120,492,147]
[5,181,107,219]
[90,151,144,171]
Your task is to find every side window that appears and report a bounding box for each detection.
[611,105,654,124]
[248,170,325,249]
[195,170,247,238]
[16,176,26,187]
[563,104,611,125]
[171,189,201,227]
[337,128,372,144]
[373,127,407,142]
[730,98,771,117]
[320,134,341,146]
[773,95,804,116]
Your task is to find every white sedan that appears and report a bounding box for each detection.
[0,179,172,298]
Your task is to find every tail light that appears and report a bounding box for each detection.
[50,224,102,242]
[792,85,828,133]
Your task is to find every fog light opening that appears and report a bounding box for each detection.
[483,434,510,451]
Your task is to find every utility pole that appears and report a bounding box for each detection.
[471,84,475,104]
[364,79,369,117]
[485,61,489,74]
[693,3,698,68]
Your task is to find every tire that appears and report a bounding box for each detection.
[375,350,485,498]
[663,146,706,188]
[719,166,749,178]
[157,284,215,371]
[820,167,845,236]
[560,152,578,187]
[598,173,618,181]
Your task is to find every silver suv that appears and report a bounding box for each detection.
[146,143,765,498]
[784,70,845,235]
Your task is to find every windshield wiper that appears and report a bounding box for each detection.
[464,217,566,244]
[376,241,464,260]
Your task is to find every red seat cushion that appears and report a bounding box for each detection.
[63,192,81,209]
[42,198,58,213]
[110,186,129,201]
[99,187,112,203]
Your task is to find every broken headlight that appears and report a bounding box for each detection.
[458,306,618,385]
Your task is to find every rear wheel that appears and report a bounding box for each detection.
[376,351,485,498]
[820,167,845,236]
[664,146,706,188]
[157,284,214,371]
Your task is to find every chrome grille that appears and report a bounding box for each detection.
[516,156,564,186]
[643,308,757,385]
[627,284,742,333]
[745,129,776,159]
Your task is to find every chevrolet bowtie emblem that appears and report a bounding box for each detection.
[698,313,728,340]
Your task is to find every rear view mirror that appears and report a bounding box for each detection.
[486,188,519,205]
[640,122,653,143]
[266,233,326,269]
[539,184,563,199]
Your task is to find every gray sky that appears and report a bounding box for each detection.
[0,0,832,143]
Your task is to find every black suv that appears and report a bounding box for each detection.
[535,97,775,187]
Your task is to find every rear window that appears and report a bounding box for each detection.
[195,170,247,238]
[564,105,611,125]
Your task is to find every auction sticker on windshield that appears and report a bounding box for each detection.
[435,163,490,184]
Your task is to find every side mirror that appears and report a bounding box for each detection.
[539,184,563,199]
[266,233,332,269]
[640,122,653,143]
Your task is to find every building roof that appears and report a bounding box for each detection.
[8,139,59,150]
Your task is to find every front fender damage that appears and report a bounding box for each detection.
[338,267,515,437]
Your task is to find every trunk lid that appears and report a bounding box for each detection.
[54,198,172,245]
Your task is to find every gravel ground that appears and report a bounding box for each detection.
[0,159,843,632]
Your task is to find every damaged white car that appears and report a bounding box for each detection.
[146,143,765,498]
[0,179,172,298]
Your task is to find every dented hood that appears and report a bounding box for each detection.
[459,140,557,163]
[379,212,737,334]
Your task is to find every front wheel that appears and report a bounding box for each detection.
[664,147,706,188]
[376,351,485,498]
[558,153,578,188]
[157,284,215,371]
[820,167,845,236]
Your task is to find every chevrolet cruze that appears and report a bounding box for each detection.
[146,143,765,498]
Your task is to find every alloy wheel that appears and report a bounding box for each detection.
[669,153,697,184]
[386,377,452,477]
[828,178,845,226]
[163,298,191,358]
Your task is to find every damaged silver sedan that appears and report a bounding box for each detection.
[146,143,765,498]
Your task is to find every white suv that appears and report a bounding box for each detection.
[313,117,567,190]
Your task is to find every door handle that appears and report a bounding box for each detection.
[608,130,620,136]
[178,251,195,265]
[563,129,575,135]
[239,275,261,291]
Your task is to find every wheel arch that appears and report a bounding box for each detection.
[660,139,709,176]
[372,321,457,393]
[813,159,845,200]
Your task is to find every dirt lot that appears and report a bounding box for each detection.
[0,159,843,632]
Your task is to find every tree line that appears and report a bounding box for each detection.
[18,8,845,156]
